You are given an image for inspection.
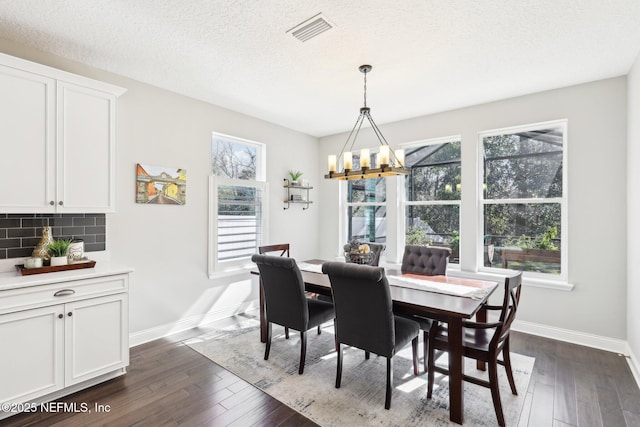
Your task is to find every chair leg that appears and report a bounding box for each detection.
[427,335,436,398]
[503,340,518,395]
[412,336,419,376]
[336,343,343,388]
[317,324,322,335]
[423,330,429,374]
[264,322,272,360]
[385,357,393,409]
[299,331,307,375]
[489,358,506,427]
[285,327,290,339]
[365,351,370,360]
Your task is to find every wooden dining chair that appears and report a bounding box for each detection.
[322,262,420,409]
[251,254,335,374]
[258,243,292,338]
[426,271,523,426]
[399,245,452,372]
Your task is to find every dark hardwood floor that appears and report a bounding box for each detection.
[2,314,639,427]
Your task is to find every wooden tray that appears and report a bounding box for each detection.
[16,260,97,276]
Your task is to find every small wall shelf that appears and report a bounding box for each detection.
[283,179,313,210]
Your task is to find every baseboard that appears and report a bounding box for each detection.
[627,346,640,389]
[129,301,258,347]
[512,319,628,354]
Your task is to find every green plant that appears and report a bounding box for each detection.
[48,239,72,257]
[288,170,303,181]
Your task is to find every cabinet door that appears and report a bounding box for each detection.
[0,65,56,212]
[64,294,128,386]
[57,82,116,213]
[0,305,64,403]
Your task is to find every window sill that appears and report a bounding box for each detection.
[208,262,255,280]
[446,269,574,291]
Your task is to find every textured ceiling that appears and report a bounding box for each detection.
[1,1,639,137]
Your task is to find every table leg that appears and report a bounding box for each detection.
[259,279,266,343]
[448,317,464,424]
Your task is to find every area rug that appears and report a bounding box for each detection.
[185,318,534,426]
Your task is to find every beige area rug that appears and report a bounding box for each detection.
[186,318,534,426]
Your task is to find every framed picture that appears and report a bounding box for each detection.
[136,164,186,205]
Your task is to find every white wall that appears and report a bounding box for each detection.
[319,78,628,341]
[0,39,320,342]
[628,54,640,372]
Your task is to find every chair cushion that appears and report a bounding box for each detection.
[393,315,420,354]
[401,245,450,275]
[307,298,335,329]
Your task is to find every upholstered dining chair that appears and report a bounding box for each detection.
[258,243,292,338]
[426,272,523,426]
[399,245,452,372]
[251,254,335,375]
[322,262,420,409]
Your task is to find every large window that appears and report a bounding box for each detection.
[480,121,566,277]
[346,152,387,243]
[404,138,461,263]
[209,133,266,274]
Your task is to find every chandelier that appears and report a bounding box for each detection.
[324,65,409,181]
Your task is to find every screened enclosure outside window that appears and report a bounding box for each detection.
[210,133,266,272]
[404,139,461,263]
[481,121,566,276]
[346,153,387,243]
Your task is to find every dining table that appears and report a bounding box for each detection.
[250,259,498,425]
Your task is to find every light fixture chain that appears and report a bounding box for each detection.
[363,70,367,108]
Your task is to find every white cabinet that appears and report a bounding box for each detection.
[0,52,125,213]
[0,269,130,419]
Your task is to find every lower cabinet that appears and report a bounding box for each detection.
[0,271,130,418]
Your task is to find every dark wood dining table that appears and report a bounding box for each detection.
[251,260,498,425]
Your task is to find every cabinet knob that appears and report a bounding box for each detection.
[58,314,63,319]
[67,312,73,317]
[50,201,55,206]
[58,201,63,206]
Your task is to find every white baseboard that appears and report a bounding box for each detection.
[627,347,640,389]
[512,319,628,354]
[129,301,258,347]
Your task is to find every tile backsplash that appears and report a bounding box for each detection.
[0,213,106,260]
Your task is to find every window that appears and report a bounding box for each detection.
[209,133,266,274]
[345,152,387,244]
[403,138,461,263]
[480,120,566,278]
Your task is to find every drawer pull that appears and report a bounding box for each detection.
[54,289,75,297]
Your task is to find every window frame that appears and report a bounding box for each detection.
[208,133,267,277]
[477,119,568,282]
[400,135,462,266]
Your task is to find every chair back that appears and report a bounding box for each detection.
[368,243,385,266]
[322,262,395,357]
[491,272,523,351]
[251,254,308,331]
[258,243,290,257]
[401,245,450,275]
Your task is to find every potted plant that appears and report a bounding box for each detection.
[48,239,72,266]
[288,170,303,186]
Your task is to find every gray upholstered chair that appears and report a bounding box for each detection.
[400,245,452,372]
[427,272,523,426]
[401,245,451,275]
[251,254,335,375]
[321,262,420,409]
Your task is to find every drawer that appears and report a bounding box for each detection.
[0,274,128,315]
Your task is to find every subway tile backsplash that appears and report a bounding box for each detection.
[0,213,106,260]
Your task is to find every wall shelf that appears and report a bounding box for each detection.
[283,179,313,210]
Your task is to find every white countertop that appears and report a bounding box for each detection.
[0,261,134,291]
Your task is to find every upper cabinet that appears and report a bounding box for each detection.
[0,53,126,213]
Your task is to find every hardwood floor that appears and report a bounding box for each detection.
[2,314,639,427]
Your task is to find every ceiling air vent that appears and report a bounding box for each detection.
[287,13,333,42]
